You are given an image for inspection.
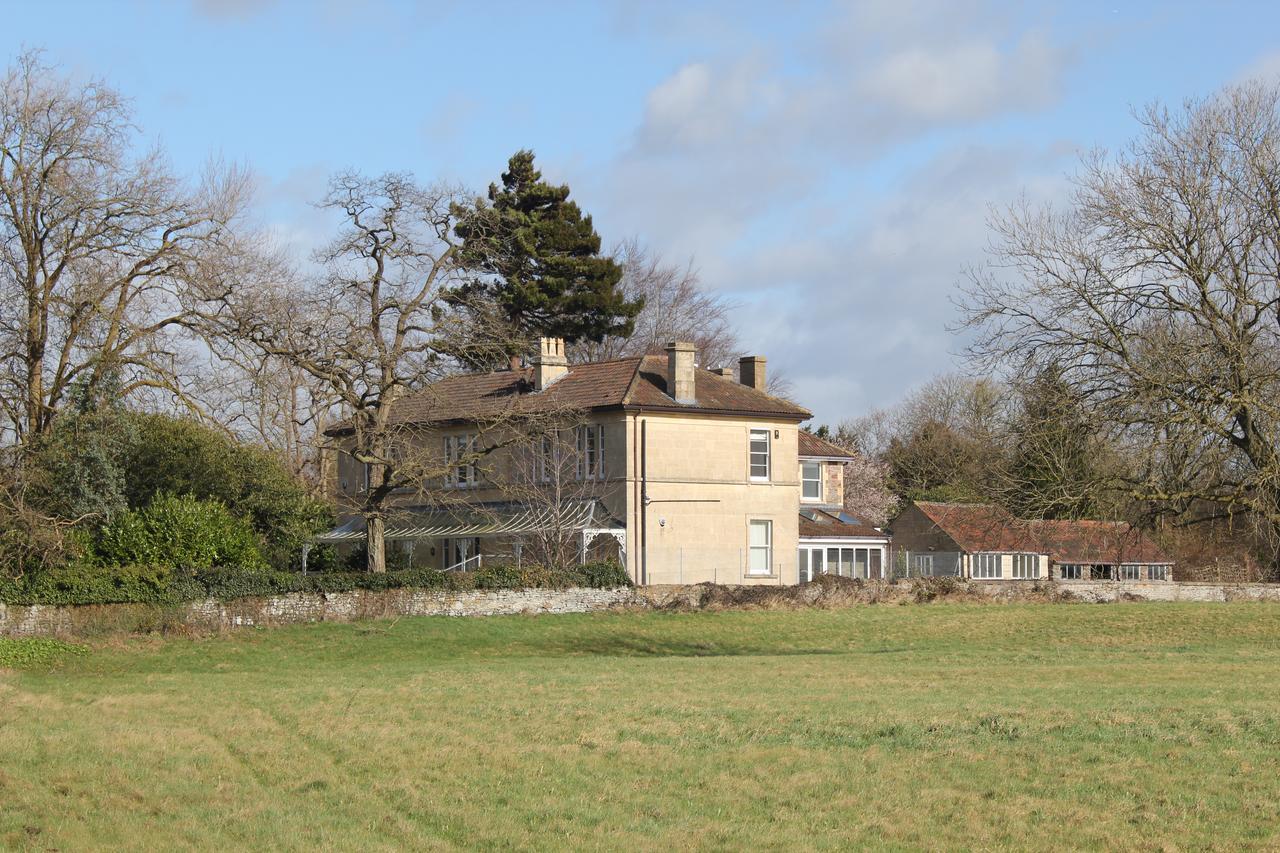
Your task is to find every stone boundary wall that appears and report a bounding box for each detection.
[1052,581,1280,603]
[4,580,1280,637]
[0,586,637,637]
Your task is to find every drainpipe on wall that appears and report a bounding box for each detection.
[640,418,648,586]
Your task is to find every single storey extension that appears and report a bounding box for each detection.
[887,501,1173,582]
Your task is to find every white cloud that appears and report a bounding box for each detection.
[860,33,1063,122]
[1236,50,1280,84]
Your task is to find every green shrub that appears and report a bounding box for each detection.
[121,414,331,564]
[0,559,630,606]
[17,562,181,606]
[473,562,524,589]
[579,560,632,588]
[92,494,267,574]
[0,637,88,669]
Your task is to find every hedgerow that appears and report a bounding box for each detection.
[0,560,631,606]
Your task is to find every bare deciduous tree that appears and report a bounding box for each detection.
[570,240,741,368]
[497,416,602,569]
[961,81,1280,555]
[207,171,513,572]
[0,51,250,447]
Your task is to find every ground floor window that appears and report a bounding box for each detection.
[1059,564,1083,580]
[973,553,1001,579]
[1011,553,1039,579]
[1093,564,1114,580]
[748,520,773,575]
[913,554,935,575]
[1120,564,1141,580]
[800,545,884,582]
[1149,565,1168,581]
[443,537,481,570]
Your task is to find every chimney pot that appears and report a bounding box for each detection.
[532,337,568,391]
[739,355,766,391]
[665,340,697,404]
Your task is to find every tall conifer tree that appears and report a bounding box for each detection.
[453,151,642,354]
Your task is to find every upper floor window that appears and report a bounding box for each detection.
[577,424,605,481]
[749,429,770,481]
[801,461,822,501]
[444,433,477,488]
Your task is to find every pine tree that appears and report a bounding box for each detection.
[453,151,642,354]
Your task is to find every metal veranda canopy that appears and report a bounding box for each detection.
[313,500,624,544]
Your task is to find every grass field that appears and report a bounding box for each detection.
[3,603,1280,850]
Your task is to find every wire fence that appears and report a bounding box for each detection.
[892,550,963,579]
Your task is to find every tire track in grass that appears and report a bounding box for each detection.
[238,686,473,849]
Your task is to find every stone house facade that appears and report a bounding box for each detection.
[321,338,861,586]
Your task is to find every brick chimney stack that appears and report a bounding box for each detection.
[665,341,696,404]
[738,355,766,392]
[712,367,735,378]
[532,337,568,391]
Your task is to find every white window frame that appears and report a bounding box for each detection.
[801,461,823,502]
[973,553,1001,579]
[575,424,606,481]
[1120,564,1141,581]
[1059,564,1083,580]
[1011,553,1039,580]
[444,433,478,489]
[749,429,771,482]
[537,435,553,483]
[443,537,481,570]
[1149,565,1168,581]
[747,519,773,576]
[913,554,934,575]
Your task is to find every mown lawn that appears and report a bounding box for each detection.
[2,603,1280,850]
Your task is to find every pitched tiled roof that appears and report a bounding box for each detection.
[1023,519,1172,565]
[913,502,1027,552]
[911,501,1172,564]
[799,431,856,459]
[799,508,885,539]
[368,355,810,429]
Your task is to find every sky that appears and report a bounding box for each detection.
[6,0,1280,426]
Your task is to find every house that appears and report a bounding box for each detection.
[797,430,890,582]
[320,337,883,586]
[887,501,1174,582]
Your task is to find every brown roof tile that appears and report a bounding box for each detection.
[799,431,856,459]
[369,355,810,429]
[911,501,1172,564]
[913,502,1027,552]
[1023,519,1172,565]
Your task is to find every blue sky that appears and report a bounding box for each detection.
[6,0,1280,425]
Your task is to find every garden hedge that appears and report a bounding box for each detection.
[0,560,631,607]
